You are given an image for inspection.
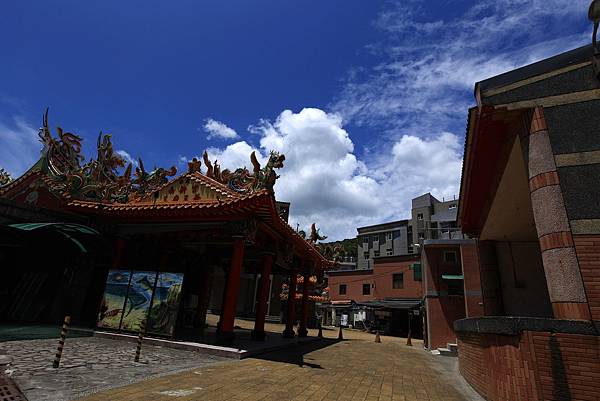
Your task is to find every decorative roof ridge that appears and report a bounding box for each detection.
[67,187,272,210]
[188,172,240,197]
[0,160,45,196]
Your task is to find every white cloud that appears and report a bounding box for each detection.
[203,118,239,140]
[116,150,138,167]
[0,116,41,177]
[333,0,590,135]
[197,108,462,240]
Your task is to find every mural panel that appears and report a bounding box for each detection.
[97,270,184,336]
[120,271,157,332]
[97,270,131,330]
[147,273,184,337]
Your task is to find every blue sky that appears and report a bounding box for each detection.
[0,0,593,239]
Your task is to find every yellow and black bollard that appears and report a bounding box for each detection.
[317,323,323,338]
[134,319,146,362]
[53,315,71,368]
[337,325,343,340]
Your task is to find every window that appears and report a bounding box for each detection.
[447,280,463,296]
[417,213,423,220]
[339,284,347,295]
[443,251,457,264]
[386,249,393,256]
[373,235,379,242]
[392,273,404,289]
[374,250,380,257]
[408,246,414,253]
[448,203,457,209]
[363,236,368,244]
[386,232,393,240]
[412,263,422,281]
[362,283,371,295]
[363,252,369,260]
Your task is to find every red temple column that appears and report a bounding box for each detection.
[251,253,274,341]
[297,271,311,337]
[216,238,245,345]
[282,269,298,338]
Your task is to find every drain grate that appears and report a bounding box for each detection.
[0,376,27,401]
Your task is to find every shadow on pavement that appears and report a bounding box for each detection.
[0,324,93,342]
[253,338,340,369]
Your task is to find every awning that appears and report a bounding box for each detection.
[8,222,101,253]
[357,298,421,310]
[442,274,464,280]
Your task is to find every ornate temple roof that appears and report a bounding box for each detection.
[0,111,333,268]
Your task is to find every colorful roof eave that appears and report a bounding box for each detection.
[65,188,333,268]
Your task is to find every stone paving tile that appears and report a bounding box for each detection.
[77,338,483,401]
[0,337,226,401]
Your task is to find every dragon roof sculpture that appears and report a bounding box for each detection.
[35,109,176,203]
[202,149,285,195]
[0,168,12,186]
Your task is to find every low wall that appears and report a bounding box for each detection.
[455,317,600,401]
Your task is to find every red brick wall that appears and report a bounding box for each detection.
[328,271,375,302]
[328,258,421,302]
[373,260,423,299]
[426,296,465,349]
[574,235,600,321]
[458,331,600,401]
[422,245,468,349]
[460,243,484,318]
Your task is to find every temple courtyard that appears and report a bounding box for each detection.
[0,322,482,401]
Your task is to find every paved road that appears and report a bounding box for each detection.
[77,338,483,401]
[0,337,225,401]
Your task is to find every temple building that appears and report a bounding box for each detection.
[455,38,600,400]
[0,111,333,345]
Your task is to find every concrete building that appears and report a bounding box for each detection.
[357,220,410,270]
[357,193,462,271]
[454,39,600,401]
[410,193,462,246]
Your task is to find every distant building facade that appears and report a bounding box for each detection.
[356,193,462,270]
[324,255,422,337]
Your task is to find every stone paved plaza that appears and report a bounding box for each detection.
[0,337,225,401]
[77,338,482,401]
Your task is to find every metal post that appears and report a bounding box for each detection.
[134,319,146,362]
[406,311,413,346]
[53,316,71,368]
[337,325,343,340]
